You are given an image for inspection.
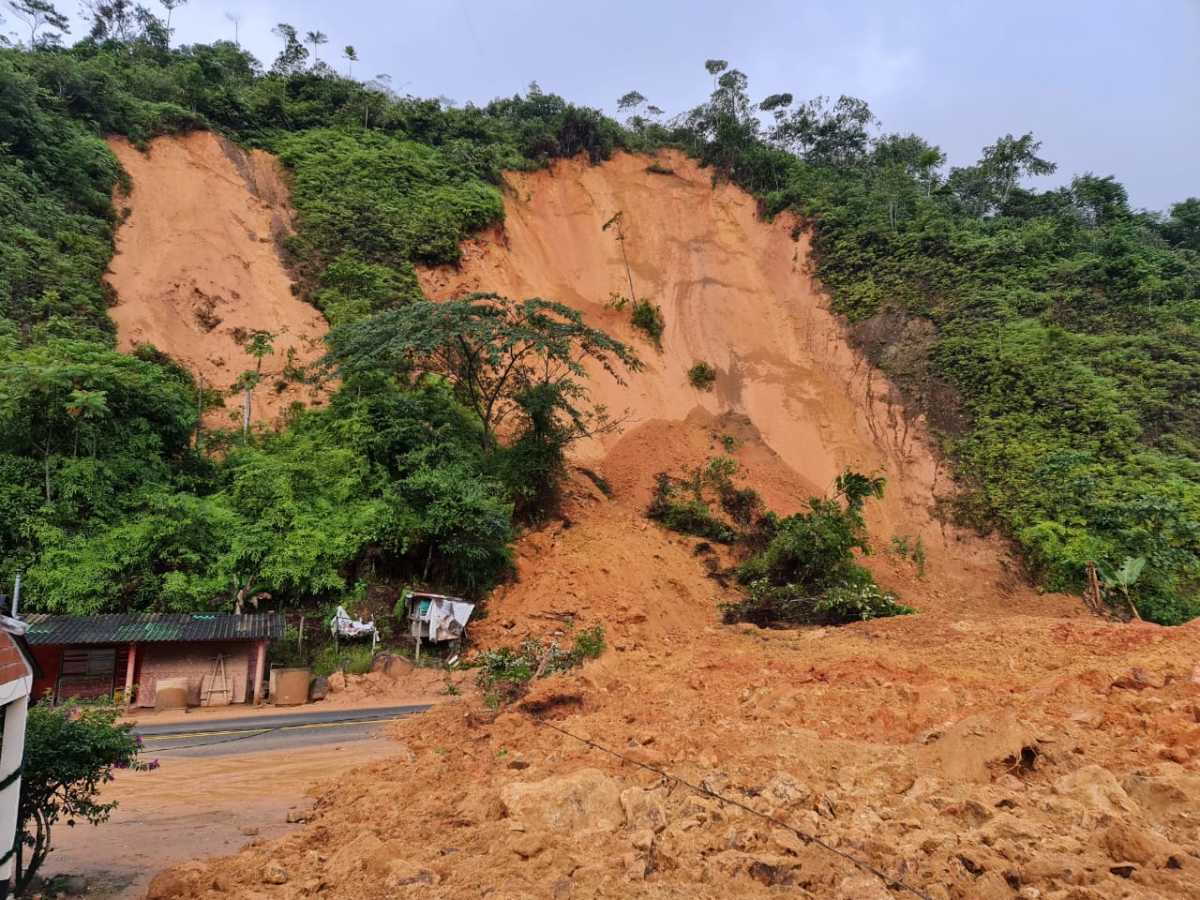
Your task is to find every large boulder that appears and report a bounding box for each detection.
[620,786,669,833]
[916,712,1038,784]
[1054,765,1137,817]
[500,768,624,836]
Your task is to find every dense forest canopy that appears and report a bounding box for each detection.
[1,8,1198,623]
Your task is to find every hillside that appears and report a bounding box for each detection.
[419,149,1057,619]
[145,150,1200,900]
[107,132,327,427]
[3,20,1200,899]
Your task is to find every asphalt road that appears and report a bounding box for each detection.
[135,704,432,758]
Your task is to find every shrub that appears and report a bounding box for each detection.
[724,470,910,627]
[572,625,606,660]
[688,361,717,390]
[630,300,665,346]
[18,702,150,894]
[647,472,738,543]
[813,581,914,623]
[474,626,606,706]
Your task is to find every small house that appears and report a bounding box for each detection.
[24,613,282,707]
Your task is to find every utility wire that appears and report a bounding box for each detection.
[142,725,281,752]
[526,713,933,900]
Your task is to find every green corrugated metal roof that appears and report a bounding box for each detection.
[23,613,282,646]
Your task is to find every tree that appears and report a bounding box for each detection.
[342,44,357,77]
[617,90,646,112]
[1069,173,1129,227]
[159,0,185,42]
[769,94,877,167]
[271,22,308,74]
[224,9,240,45]
[6,0,69,47]
[304,29,327,64]
[982,132,1056,208]
[1162,198,1200,251]
[602,211,638,305]
[704,58,728,86]
[325,294,642,451]
[16,702,149,895]
[1102,556,1146,620]
[64,388,108,457]
[235,329,275,436]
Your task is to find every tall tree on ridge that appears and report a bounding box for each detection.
[6,0,69,47]
[304,29,327,64]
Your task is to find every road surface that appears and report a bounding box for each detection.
[136,704,432,758]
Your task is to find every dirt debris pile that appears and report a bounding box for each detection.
[148,612,1200,898]
[145,150,1200,898]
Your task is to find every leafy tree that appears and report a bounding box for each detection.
[271,22,308,74]
[235,329,275,436]
[6,0,68,47]
[617,90,646,111]
[1102,556,1146,619]
[951,132,1056,216]
[768,94,877,167]
[326,293,641,451]
[16,702,148,895]
[342,44,357,77]
[1162,198,1200,251]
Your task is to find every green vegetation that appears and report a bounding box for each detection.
[630,299,665,346]
[310,642,376,677]
[890,534,927,577]
[649,457,909,626]
[475,625,605,706]
[688,361,717,390]
[0,16,636,615]
[647,457,753,543]
[2,14,1198,626]
[18,701,151,894]
[726,471,912,625]
[665,61,1200,624]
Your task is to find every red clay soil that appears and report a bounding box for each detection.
[145,149,1200,899]
[106,132,327,429]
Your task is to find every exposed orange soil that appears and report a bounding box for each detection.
[106,132,327,429]
[147,149,1200,899]
[420,150,1061,619]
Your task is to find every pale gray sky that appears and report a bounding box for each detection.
[83,0,1200,211]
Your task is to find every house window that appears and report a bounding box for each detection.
[57,648,117,701]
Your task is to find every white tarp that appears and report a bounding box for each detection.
[417,596,475,642]
[330,605,376,639]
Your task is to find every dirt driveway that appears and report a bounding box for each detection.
[42,735,401,898]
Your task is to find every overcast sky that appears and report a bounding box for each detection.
[80,0,1200,211]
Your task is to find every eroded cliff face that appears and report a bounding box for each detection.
[420,149,1031,613]
[106,132,326,427]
